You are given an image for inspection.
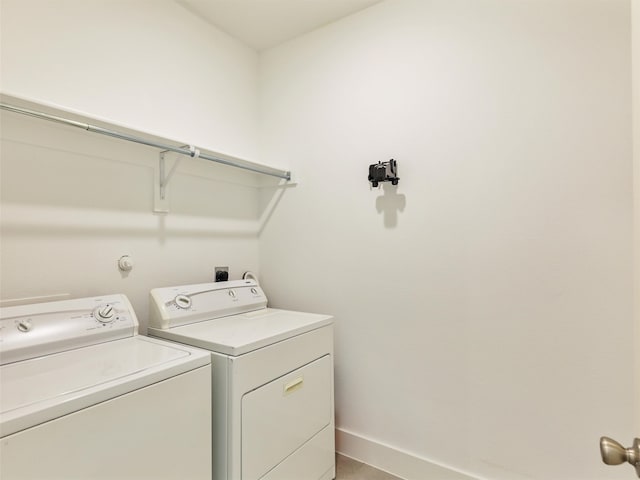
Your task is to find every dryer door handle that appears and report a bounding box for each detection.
[283,377,304,395]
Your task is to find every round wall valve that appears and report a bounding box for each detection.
[118,255,134,272]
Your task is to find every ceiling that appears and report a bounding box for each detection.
[177,0,385,51]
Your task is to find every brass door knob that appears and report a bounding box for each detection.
[600,437,640,478]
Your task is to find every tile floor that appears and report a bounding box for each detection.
[336,454,402,480]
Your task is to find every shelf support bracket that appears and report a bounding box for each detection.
[154,145,200,213]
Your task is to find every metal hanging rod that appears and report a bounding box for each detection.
[0,102,291,181]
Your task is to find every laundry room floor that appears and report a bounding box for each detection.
[336,454,403,479]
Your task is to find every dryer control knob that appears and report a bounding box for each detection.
[94,305,115,323]
[174,295,192,309]
[17,319,33,332]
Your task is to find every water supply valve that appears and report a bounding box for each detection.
[118,255,134,272]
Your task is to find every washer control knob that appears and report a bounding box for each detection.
[17,319,33,332]
[94,305,115,323]
[228,290,236,298]
[174,295,192,309]
[250,288,258,295]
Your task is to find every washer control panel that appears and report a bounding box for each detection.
[0,294,138,365]
[149,279,267,329]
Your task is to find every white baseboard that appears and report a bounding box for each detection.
[335,428,481,480]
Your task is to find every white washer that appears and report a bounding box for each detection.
[0,294,212,480]
[148,279,335,480]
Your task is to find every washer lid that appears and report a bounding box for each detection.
[0,336,210,437]
[148,308,333,356]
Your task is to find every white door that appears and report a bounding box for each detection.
[601,3,640,476]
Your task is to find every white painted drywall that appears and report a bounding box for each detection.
[258,1,634,479]
[0,0,260,161]
[0,0,263,326]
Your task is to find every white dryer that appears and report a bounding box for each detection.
[0,294,212,480]
[147,279,335,480]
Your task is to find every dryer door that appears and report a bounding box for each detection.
[241,354,332,480]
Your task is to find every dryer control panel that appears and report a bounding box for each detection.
[149,279,267,329]
[0,294,138,365]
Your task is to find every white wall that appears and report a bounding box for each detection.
[0,0,259,160]
[0,0,263,326]
[258,1,634,479]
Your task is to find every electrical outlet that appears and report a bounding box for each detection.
[214,266,229,282]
